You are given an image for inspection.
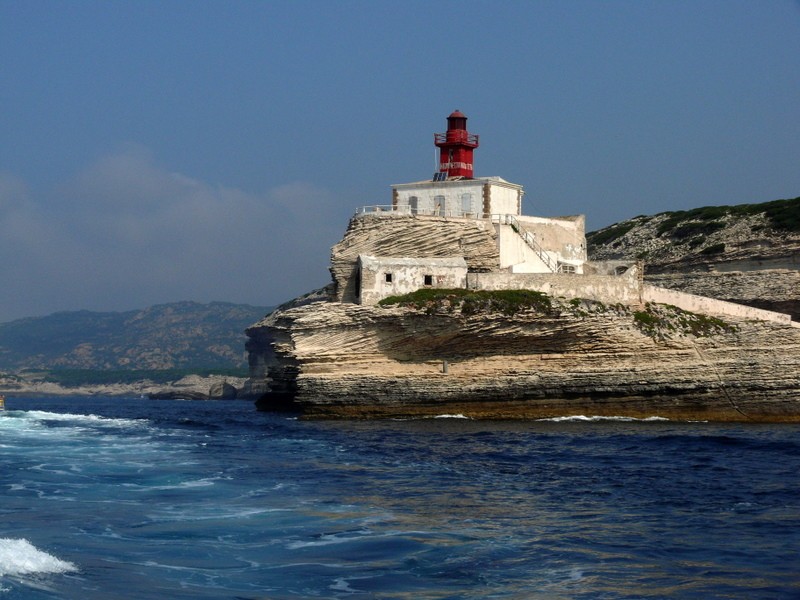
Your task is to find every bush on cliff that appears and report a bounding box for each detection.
[633,303,737,339]
[378,289,553,316]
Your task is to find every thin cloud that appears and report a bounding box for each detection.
[0,147,343,321]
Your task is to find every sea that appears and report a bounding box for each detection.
[0,396,798,599]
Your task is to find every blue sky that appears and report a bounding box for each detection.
[1,1,799,321]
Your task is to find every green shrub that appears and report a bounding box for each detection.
[378,289,552,316]
[586,222,637,247]
[655,197,800,237]
[632,303,736,338]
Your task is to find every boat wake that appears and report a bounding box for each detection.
[0,538,77,578]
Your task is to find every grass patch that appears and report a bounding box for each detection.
[378,289,553,316]
[586,222,637,247]
[633,303,737,339]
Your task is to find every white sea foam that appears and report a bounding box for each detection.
[432,414,470,419]
[0,538,77,577]
[23,411,146,428]
[537,415,669,422]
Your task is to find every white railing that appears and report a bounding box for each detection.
[355,205,413,216]
[354,205,486,218]
[490,214,559,273]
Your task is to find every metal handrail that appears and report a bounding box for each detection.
[354,205,412,216]
[491,214,559,273]
[434,131,479,146]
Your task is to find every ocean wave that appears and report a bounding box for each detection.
[0,538,77,577]
[537,415,669,422]
[21,411,146,428]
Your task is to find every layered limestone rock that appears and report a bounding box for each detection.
[245,296,800,421]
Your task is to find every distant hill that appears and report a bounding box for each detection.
[586,195,800,319]
[587,196,800,267]
[0,301,272,372]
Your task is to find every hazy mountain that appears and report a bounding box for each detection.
[0,301,272,372]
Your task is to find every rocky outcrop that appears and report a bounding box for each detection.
[246,295,800,421]
[0,373,247,399]
[587,197,800,318]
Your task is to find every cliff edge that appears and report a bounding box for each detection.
[246,291,800,421]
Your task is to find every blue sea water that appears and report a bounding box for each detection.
[0,397,799,599]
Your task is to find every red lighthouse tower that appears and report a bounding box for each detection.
[434,110,479,179]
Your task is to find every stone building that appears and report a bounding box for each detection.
[343,110,590,305]
[330,110,791,326]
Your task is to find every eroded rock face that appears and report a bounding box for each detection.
[245,297,800,421]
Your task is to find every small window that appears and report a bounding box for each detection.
[385,273,393,283]
[424,274,433,286]
[434,195,445,217]
[561,265,576,274]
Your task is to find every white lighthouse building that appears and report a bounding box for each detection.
[349,110,588,306]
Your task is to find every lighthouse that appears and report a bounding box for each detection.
[391,109,523,218]
[434,110,479,179]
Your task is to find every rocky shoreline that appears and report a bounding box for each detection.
[0,374,248,400]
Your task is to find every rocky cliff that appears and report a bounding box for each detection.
[246,291,800,421]
[245,197,800,421]
[587,196,800,319]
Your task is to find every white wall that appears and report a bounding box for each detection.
[392,178,523,218]
[495,224,554,273]
[487,184,520,215]
[642,284,792,324]
[358,256,467,305]
[467,271,641,304]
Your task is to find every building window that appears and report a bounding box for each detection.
[461,193,473,216]
[424,274,433,286]
[561,265,576,274]
[385,273,393,283]
[409,196,418,214]
[434,195,445,217]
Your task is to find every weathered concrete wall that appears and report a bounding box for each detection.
[642,284,792,324]
[487,183,520,215]
[467,270,641,304]
[358,256,467,306]
[495,224,553,273]
[516,214,587,262]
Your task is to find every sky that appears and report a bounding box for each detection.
[1,1,799,322]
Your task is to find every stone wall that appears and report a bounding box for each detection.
[467,269,641,304]
[358,256,467,305]
[642,284,792,325]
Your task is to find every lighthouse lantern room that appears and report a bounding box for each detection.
[434,110,479,179]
